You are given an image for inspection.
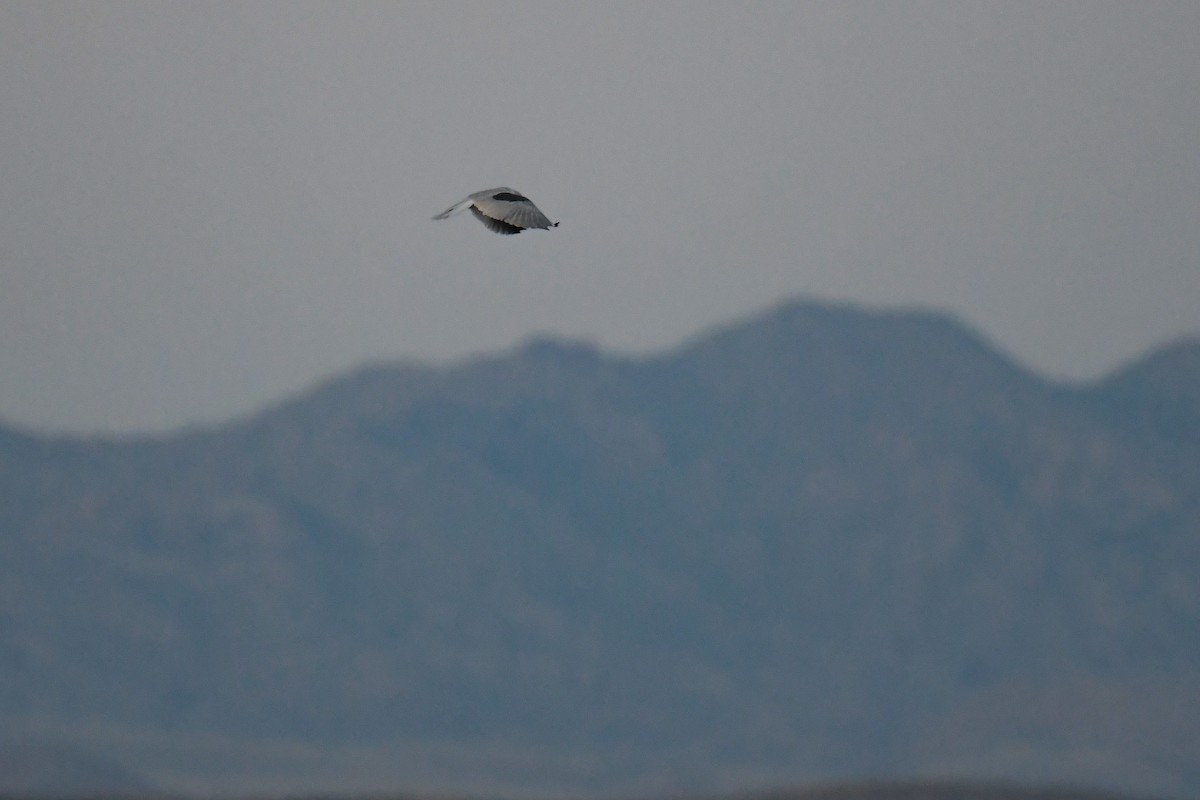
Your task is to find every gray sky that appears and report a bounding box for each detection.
[3,2,1198,434]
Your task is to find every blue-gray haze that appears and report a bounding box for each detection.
[2,2,1198,433]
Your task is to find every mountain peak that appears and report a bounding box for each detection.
[517,335,604,364]
[1090,335,1200,443]
[1101,335,1200,397]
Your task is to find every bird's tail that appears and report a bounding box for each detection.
[432,198,474,220]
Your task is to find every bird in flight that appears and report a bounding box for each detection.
[433,187,559,235]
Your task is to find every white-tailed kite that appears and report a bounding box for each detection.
[433,187,559,235]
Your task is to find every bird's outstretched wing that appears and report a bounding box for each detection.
[432,197,474,220]
[470,205,523,234]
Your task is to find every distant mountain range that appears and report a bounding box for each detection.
[2,299,1198,797]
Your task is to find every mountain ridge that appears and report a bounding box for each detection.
[1,298,1197,796]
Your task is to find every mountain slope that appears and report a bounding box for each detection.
[1,299,1198,796]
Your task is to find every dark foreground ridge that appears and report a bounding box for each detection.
[0,782,1168,800]
[744,783,1162,800]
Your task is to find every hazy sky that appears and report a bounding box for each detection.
[3,2,1198,434]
